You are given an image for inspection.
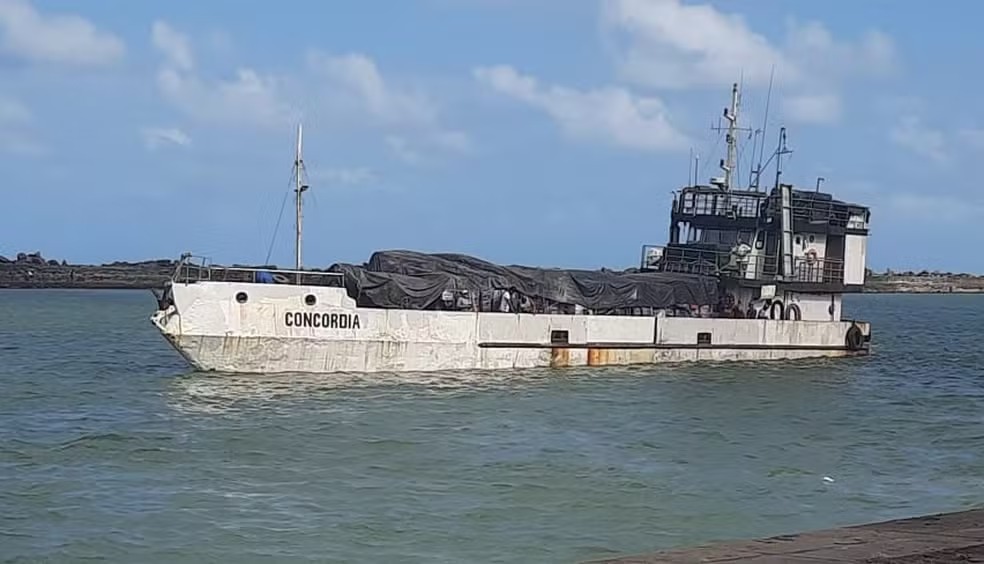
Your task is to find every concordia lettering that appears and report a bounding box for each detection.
[284,311,362,329]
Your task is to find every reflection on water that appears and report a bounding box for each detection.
[165,357,862,415]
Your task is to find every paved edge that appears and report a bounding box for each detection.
[585,508,984,563]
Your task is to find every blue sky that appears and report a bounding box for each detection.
[1,0,982,272]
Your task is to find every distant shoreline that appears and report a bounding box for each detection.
[0,256,176,290]
[2,254,983,294]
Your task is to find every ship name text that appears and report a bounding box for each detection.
[285,311,361,330]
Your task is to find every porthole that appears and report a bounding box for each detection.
[235,292,248,304]
[809,235,815,243]
[305,294,317,306]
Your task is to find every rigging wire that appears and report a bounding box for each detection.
[263,163,299,266]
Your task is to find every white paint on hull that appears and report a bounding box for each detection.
[151,280,870,374]
[163,333,864,374]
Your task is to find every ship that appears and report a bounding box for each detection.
[150,84,872,374]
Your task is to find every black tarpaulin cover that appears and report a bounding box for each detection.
[328,250,718,311]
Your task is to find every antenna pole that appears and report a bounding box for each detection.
[294,123,307,281]
[752,66,775,191]
[688,148,693,186]
[773,127,791,191]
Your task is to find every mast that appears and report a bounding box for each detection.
[294,123,308,281]
[723,82,739,191]
[774,127,794,279]
[712,82,746,191]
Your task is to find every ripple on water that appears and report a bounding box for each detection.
[2,291,984,562]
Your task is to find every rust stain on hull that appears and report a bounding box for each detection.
[587,348,608,366]
[550,347,569,368]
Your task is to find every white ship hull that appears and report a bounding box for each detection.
[151,280,870,375]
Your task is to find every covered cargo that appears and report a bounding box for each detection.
[328,250,719,312]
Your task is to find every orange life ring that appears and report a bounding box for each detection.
[804,249,818,264]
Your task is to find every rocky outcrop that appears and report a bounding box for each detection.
[0,252,176,289]
[865,271,984,293]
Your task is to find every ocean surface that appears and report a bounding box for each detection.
[1,290,983,563]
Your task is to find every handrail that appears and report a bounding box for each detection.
[656,245,845,284]
[676,191,764,219]
[172,254,343,286]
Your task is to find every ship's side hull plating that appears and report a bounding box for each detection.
[151,281,870,374]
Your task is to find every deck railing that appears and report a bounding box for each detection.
[675,191,765,219]
[673,187,868,230]
[653,246,845,285]
[789,256,844,284]
[172,255,344,287]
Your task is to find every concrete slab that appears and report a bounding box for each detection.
[587,509,984,564]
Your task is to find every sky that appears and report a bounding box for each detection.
[1,0,982,272]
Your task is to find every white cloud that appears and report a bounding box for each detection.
[601,0,789,90]
[957,128,984,151]
[151,21,295,129]
[888,193,984,222]
[307,51,438,127]
[310,166,376,186]
[156,66,294,128]
[141,126,191,150]
[889,115,947,164]
[306,51,471,165]
[0,0,124,66]
[0,130,43,156]
[784,93,842,125]
[784,19,896,82]
[431,129,472,153]
[600,0,897,126]
[0,95,42,156]
[0,96,31,124]
[384,132,473,166]
[147,26,469,165]
[474,64,689,152]
[385,135,423,166]
[151,20,193,71]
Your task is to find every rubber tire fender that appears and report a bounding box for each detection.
[845,324,864,351]
[785,303,802,321]
[769,300,785,320]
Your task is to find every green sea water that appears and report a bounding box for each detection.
[1,290,982,563]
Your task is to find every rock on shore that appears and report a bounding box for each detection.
[865,271,984,293]
[0,252,175,289]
